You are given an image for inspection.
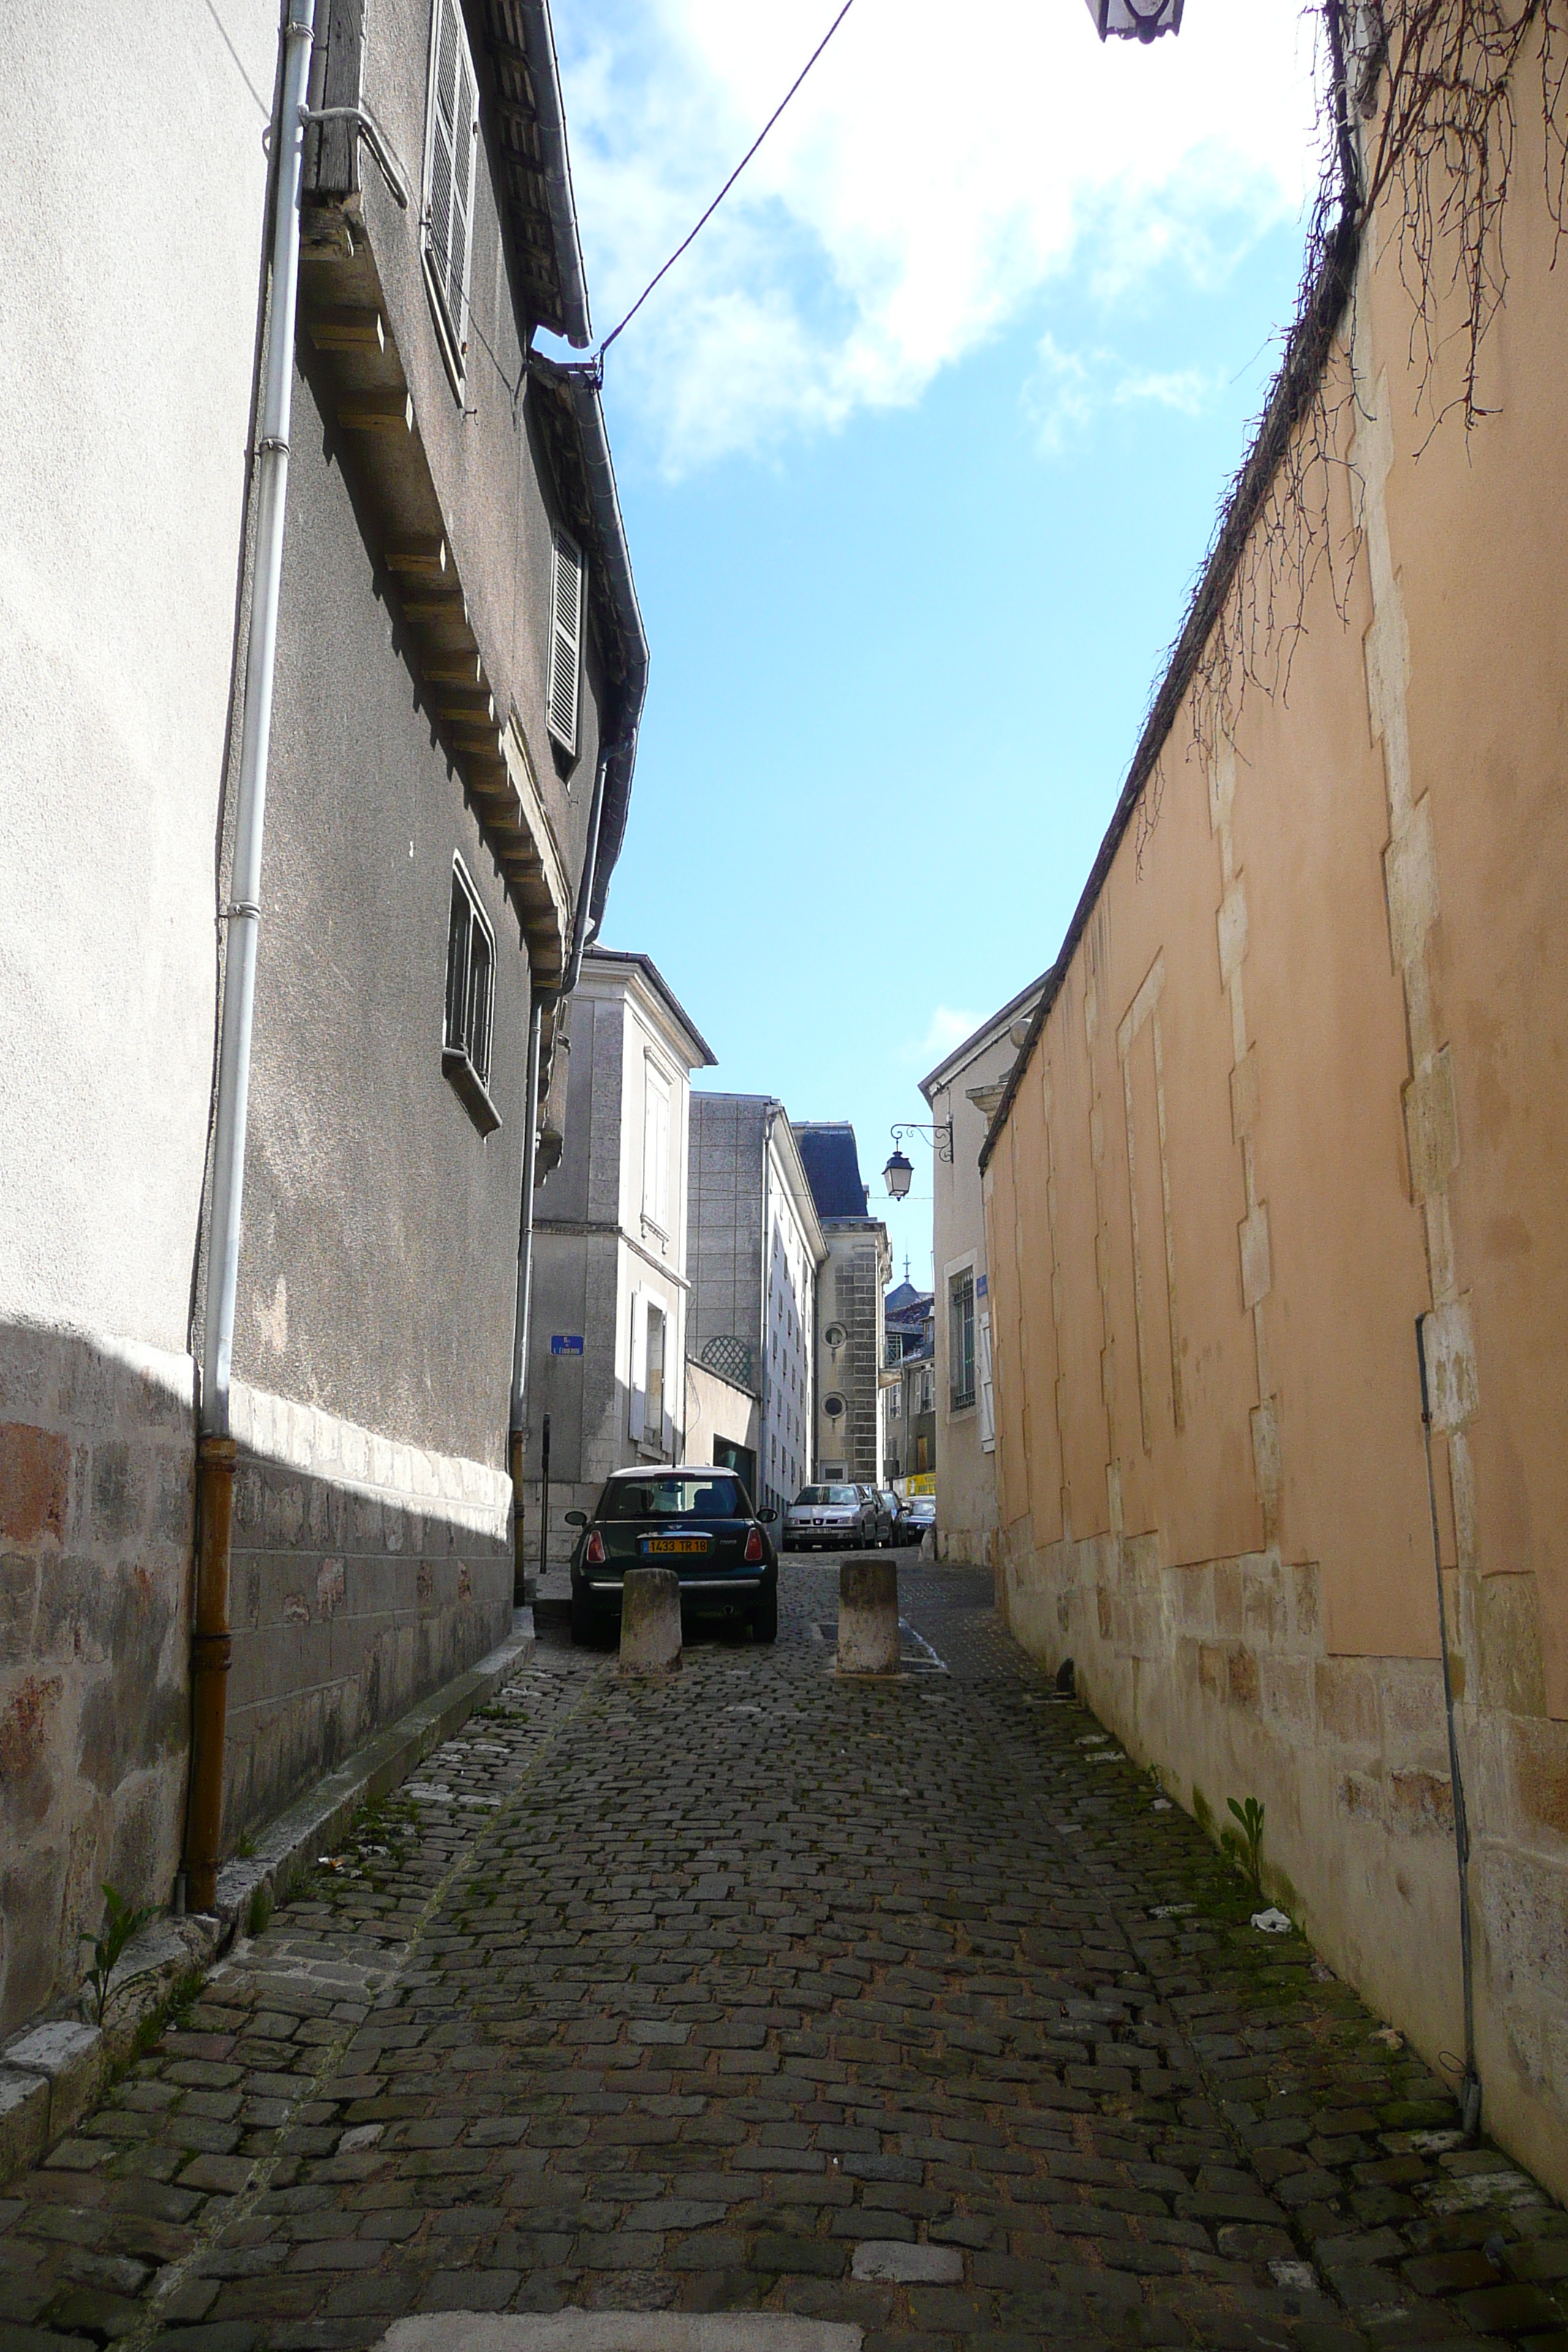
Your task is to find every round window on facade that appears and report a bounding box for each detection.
[823,1392,845,1421]
[824,1322,847,1351]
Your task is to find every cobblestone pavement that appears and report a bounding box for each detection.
[2,1559,1564,2352]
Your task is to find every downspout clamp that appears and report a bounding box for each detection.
[186,0,317,1916]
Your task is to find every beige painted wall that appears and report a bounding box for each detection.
[984,46,1568,2201]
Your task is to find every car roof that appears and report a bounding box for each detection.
[603,1463,733,1480]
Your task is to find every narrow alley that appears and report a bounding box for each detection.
[1,1561,1561,2352]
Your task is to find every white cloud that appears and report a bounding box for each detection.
[1022,333,1221,453]
[553,0,1324,474]
[911,1006,984,1063]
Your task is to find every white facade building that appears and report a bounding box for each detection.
[523,952,716,1559]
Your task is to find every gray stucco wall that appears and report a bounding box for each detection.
[234,355,529,1465]
[688,1096,767,1387]
[213,358,528,1834]
[352,0,606,887]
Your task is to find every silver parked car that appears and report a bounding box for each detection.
[783,1483,879,1552]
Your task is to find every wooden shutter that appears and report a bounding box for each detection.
[628,1291,647,1440]
[978,1311,995,1450]
[426,0,477,366]
[548,527,584,755]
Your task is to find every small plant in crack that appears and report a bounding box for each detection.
[1226,1796,1267,1896]
[82,1885,156,2027]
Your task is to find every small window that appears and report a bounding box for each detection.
[442,859,499,1133]
[823,1392,845,1422]
[421,0,478,391]
[548,526,584,756]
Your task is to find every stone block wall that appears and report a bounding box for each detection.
[998,1524,1568,2204]
[225,1384,510,1840]
[0,1323,195,2038]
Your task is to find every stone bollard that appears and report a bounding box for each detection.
[837,1555,900,1675]
[619,1567,682,1674]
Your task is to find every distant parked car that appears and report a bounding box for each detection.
[782,1483,879,1552]
[870,1490,901,1547]
[565,1466,778,1646]
[903,1494,937,1545]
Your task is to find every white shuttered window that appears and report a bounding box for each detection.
[423,0,478,381]
[642,1063,671,1231]
[548,526,584,755]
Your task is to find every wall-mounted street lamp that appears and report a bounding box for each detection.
[1085,0,1183,41]
[882,1121,953,1201]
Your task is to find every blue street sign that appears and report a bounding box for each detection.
[550,1335,584,1357]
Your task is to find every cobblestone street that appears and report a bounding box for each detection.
[1,1561,1564,2352]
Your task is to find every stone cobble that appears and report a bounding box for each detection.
[0,1562,1563,2352]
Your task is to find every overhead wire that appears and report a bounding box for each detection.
[591,0,862,375]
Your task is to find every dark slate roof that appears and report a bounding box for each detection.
[793,1123,868,1221]
[885,1281,924,1315]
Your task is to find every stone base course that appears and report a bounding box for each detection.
[0,1562,1561,2352]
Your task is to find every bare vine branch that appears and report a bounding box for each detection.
[1131,0,1568,862]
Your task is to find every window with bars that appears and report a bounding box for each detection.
[949,1271,976,1409]
[421,0,478,391]
[442,857,498,1133]
[548,525,584,757]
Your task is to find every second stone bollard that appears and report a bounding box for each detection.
[837,1555,900,1675]
[619,1567,682,1674]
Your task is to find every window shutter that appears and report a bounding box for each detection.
[979,1311,995,1450]
[548,527,584,755]
[628,1291,647,1439]
[425,0,477,368]
[660,1309,675,1456]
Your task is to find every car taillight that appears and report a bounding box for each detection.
[744,1527,764,1564]
[585,1529,606,1565]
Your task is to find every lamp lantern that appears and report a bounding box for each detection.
[883,1149,915,1201]
[1084,0,1183,40]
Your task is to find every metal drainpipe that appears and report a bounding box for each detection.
[508,741,611,1602]
[185,0,317,1916]
[1416,1314,1483,2138]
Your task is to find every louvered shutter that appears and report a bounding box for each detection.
[425,0,477,368]
[628,1291,647,1440]
[548,527,584,755]
[978,1311,995,1451]
[660,1308,675,1456]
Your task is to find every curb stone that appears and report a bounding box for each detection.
[0,1605,533,2184]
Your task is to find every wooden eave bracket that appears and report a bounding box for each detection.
[299,202,566,985]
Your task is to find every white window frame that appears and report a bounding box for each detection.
[442,855,499,1134]
[421,0,479,396]
[548,525,585,758]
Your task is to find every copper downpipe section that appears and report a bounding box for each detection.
[510,1425,527,1606]
[184,1432,238,1913]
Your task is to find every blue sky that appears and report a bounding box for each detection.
[547,0,1323,1277]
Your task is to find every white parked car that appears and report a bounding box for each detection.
[782,1483,880,1552]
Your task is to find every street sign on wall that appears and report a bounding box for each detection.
[550,1335,584,1356]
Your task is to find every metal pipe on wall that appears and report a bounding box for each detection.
[185,0,317,1915]
[1416,1313,1482,2138]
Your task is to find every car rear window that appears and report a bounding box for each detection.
[598,1475,745,1521]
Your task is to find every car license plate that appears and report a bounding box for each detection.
[644,1536,709,1554]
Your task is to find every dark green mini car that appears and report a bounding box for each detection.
[565,1466,780,1647]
